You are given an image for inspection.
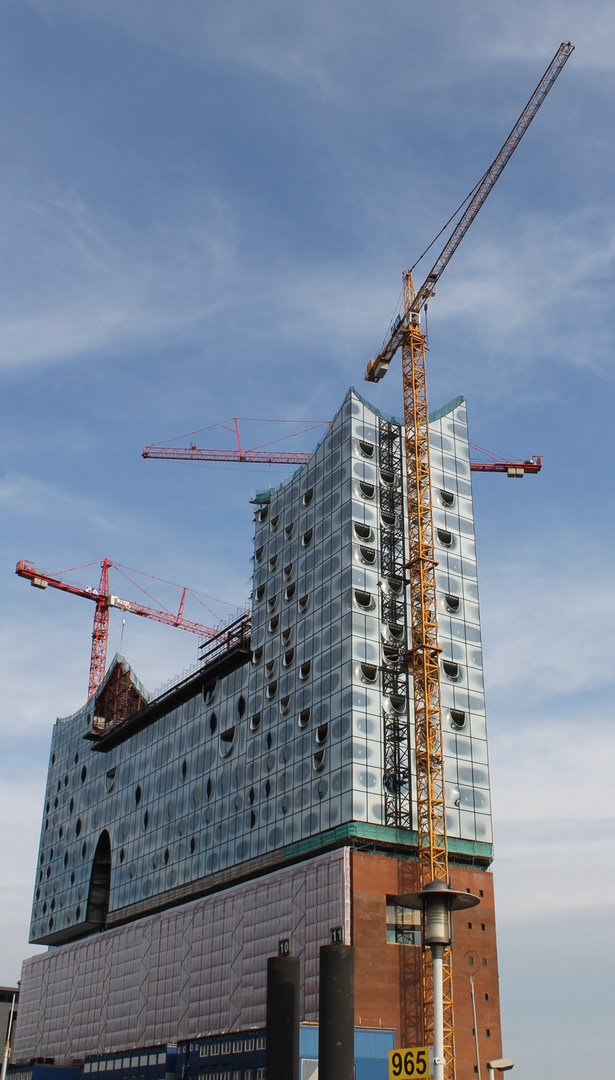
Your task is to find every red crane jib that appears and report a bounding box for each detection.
[142,447,541,474]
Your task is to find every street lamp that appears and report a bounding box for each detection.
[486,1059,514,1080]
[396,880,480,1080]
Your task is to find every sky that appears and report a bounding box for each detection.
[0,1,613,1076]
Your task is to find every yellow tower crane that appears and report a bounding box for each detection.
[365,41,574,1080]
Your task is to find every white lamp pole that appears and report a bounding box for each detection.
[396,881,480,1080]
[0,994,16,1080]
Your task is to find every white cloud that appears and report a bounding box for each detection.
[431,208,615,381]
[0,473,130,532]
[0,772,47,983]
[0,186,237,370]
[480,540,615,703]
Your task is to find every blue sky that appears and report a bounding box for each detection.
[1,2,614,1076]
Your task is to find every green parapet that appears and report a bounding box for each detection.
[283,821,492,863]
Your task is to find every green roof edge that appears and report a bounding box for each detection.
[282,821,492,862]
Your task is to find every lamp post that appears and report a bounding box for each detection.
[396,881,480,1080]
[486,1059,514,1080]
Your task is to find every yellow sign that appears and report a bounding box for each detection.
[389,1047,430,1079]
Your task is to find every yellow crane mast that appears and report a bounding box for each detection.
[365,42,574,1079]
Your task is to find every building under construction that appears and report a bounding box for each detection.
[10,40,575,1080]
[12,388,502,1080]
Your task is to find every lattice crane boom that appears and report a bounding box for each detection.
[143,442,541,475]
[363,41,574,1080]
[15,559,220,700]
[142,445,314,464]
[143,416,329,466]
[366,41,574,384]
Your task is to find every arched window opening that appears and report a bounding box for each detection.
[86,831,111,930]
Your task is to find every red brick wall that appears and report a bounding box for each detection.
[350,851,502,1080]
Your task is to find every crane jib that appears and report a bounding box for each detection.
[365,41,574,381]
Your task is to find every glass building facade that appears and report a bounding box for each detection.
[28,388,492,949]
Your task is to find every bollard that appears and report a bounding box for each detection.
[318,944,355,1080]
[266,955,301,1080]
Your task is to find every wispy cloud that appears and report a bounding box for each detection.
[480,537,615,703]
[0,771,49,982]
[0,186,237,370]
[432,208,615,380]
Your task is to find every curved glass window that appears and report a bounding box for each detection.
[359,440,374,458]
[359,481,375,499]
[387,575,403,596]
[255,546,264,562]
[203,679,217,704]
[270,514,280,532]
[258,505,269,522]
[383,645,400,665]
[284,523,294,540]
[281,627,293,645]
[219,728,236,758]
[279,696,291,715]
[389,693,406,713]
[440,490,455,507]
[298,708,311,729]
[252,647,263,665]
[283,563,294,581]
[354,522,374,542]
[445,594,460,612]
[437,529,453,547]
[298,594,309,613]
[269,554,279,571]
[315,723,329,745]
[450,709,466,729]
[249,713,261,732]
[301,529,313,547]
[443,660,460,680]
[265,660,276,678]
[267,595,278,613]
[360,545,376,565]
[354,590,373,610]
[381,510,397,528]
[313,751,326,772]
[380,468,395,486]
[283,648,295,667]
[299,661,311,680]
[266,681,278,700]
[268,615,280,633]
[361,662,378,683]
[285,583,297,601]
[303,488,314,506]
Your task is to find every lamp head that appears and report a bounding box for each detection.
[395,880,480,948]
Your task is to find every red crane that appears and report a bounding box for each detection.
[15,559,222,700]
[143,417,541,476]
[143,427,542,477]
[142,417,329,466]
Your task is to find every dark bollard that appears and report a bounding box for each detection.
[318,944,355,1080]
[266,955,301,1080]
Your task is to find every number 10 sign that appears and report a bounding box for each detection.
[389,1047,430,1079]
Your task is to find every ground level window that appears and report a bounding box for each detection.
[386,897,421,945]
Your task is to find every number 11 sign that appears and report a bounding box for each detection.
[389,1047,430,1079]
